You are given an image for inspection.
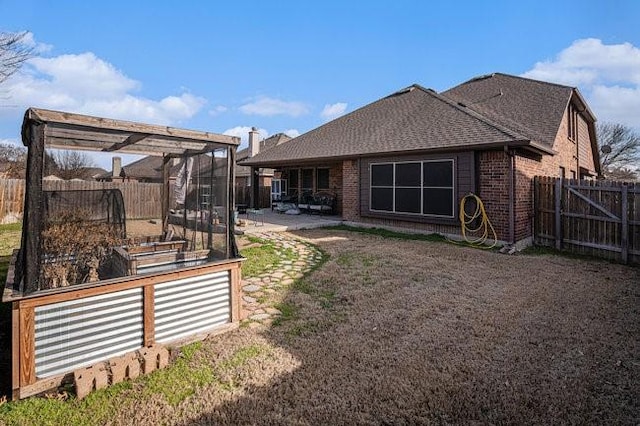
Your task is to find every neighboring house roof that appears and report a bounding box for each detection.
[81,167,108,180]
[236,133,292,177]
[97,155,216,181]
[241,83,546,168]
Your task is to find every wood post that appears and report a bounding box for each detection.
[22,122,45,293]
[143,285,155,346]
[230,264,242,323]
[161,155,171,235]
[554,178,563,250]
[12,303,20,399]
[18,305,35,386]
[621,185,628,264]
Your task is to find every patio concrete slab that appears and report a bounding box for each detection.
[235,209,342,235]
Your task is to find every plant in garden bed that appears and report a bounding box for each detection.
[41,210,122,289]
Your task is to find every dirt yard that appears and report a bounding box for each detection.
[101,229,639,425]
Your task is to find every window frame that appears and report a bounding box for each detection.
[568,104,578,142]
[369,159,455,218]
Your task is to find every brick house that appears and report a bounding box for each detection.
[235,129,292,188]
[241,73,601,246]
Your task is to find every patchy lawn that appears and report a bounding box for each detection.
[1,229,639,424]
[0,222,21,257]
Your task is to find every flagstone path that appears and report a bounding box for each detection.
[240,232,324,325]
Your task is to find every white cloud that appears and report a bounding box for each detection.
[283,129,300,138]
[209,105,228,116]
[223,126,269,149]
[239,96,309,117]
[522,38,640,127]
[589,85,640,127]
[523,39,640,86]
[320,102,347,120]
[1,50,206,125]
[19,31,52,54]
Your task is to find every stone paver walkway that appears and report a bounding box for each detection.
[241,232,324,325]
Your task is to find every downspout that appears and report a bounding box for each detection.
[507,147,515,244]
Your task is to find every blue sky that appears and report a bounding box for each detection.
[1,0,639,169]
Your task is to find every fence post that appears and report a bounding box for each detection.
[621,185,628,264]
[555,178,562,250]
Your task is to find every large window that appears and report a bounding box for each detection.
[370,160,454,217]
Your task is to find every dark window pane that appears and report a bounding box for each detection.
[371,188,393,211]
[423,188,453,216]
[371,164,393,186]
[288,169,299,191]
[302,169,313,190]
[395,188,421,213]
[316,168,330,190]
[423,161,453,187]
[395,163,421,187]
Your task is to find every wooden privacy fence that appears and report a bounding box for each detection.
[0,179,25,222]
[0,179,163,221]
[534,176,639,264]
[234,185,271,208]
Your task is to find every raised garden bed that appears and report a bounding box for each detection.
[3,108,243,400]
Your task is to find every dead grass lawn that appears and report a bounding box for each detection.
[102,229,640,425]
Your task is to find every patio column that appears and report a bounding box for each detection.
[250,167,260,208]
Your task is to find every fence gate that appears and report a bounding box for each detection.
[534,176,639,264]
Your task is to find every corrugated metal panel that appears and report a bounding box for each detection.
[34,288,143,378]
[154,271,230,343]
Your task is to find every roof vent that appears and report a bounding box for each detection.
[457,102,467,108]
[390,86,416,96]
[468,73,496,83]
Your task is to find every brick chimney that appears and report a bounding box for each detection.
[112,156,122,178]
[248,127,261,158]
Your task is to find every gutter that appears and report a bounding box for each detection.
[240,139,554,169]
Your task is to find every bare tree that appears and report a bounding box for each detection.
[0,142,27,178]
[604,166,638,181]
[0,31,33,84]
[597,122,640,180]
[50,150,96,180]
[0,141,26,162]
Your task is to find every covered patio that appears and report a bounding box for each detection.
[235,209,342,234]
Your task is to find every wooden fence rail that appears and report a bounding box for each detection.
[534,176,639,264]
[0,179,164,222]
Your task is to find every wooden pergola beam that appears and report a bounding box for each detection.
[26,108,239,148]
[103,133,151,152]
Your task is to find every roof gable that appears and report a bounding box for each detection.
[442,73,575,148]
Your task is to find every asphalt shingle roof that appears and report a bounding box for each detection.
[443,73,573,148]
[242,84,529,167]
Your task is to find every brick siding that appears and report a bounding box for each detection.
[337,103,599,245]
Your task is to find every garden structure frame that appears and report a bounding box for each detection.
[3,108,243,399]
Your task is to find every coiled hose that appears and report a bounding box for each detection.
[457,193,498,249]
